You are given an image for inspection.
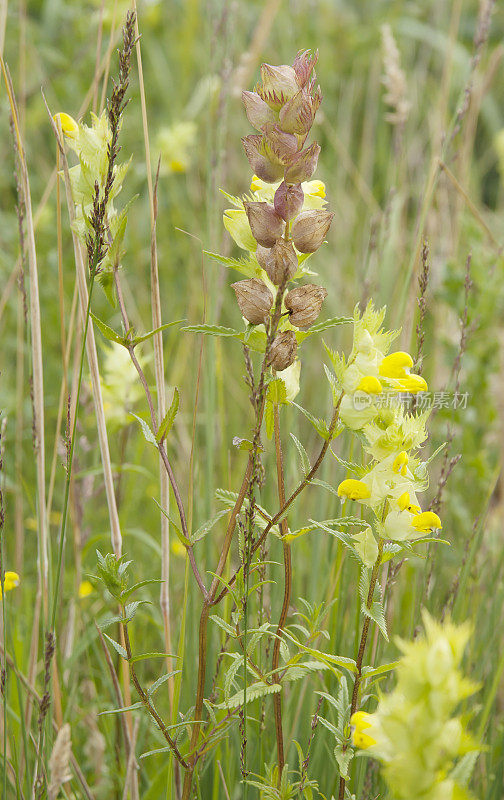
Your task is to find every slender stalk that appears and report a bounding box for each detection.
[337,536,384,800]
[272,403,291,778]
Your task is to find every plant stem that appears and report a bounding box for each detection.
[121,623,188,768]
[337,536,384,800]
[272,403,291,779]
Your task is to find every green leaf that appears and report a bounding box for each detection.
[296,316,352,344]
[147,671,180,697]
[290,433,311,475]
[99,701,143,716]
[361,661,399,680]
[204,250,259,279]
[130,413,157,447]
[265,399,274,440]
[267,378,287,405]
[182,323,241,338]
[102,633,128,660]
[90,313,126,346]
[120,578,163,601]
[130,652,175,664]
[191,509,228,544]
[152,498,191,547]
[215,681,281,709]
[156,388,179,443]
[334,744,353,779]
[131,321,183,348]
[292,403,330,440]
[362,600,388,641]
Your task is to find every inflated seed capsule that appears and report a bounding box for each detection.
[232,279,273,325]
[267,331,298,371]
[285,283,327,329]
[290,209,334,253]
[244,201,284,248]
[273,180,304,221]
[257,239,298,285]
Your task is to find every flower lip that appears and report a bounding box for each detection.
[350,711,376,749]
[410,511,442,533]
[337,478,371,501]
[55,112,79,139]
[357,376,382,394]
[392,451,409,475]
[379,351,414,379]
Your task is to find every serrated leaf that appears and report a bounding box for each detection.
[290,433,310,475]
[152,497,191,547]
[265,400,274,440]
[323,363,340,404]
[131,321,183,348]
[130,413,157,446]
[292,402,330,439]
[182,323,241,338]
[99,701,143,716]
[361,661,399,680]
[102,633,127,660]
[156,388,179,443]
[90,313,126,346]
[130,652,174,664]
[334,744,353,779]
[192,509,229,544]
[362,600,388,641]
[267,378,287,405]
[120,578,163,601]
[147,671,180,697]
[216,681,281,709]
[204,250,259,278]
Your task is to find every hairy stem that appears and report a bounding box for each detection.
[338,536,384,800]
[272,403,291,778]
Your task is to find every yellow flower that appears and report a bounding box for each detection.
[392,451,409,475]
[171,539,187,558]
[55,112,79,139]
[337,479,371,501]
[357,375,382,394]
[78,580,94,599]
[0,571,20,598]
[411,511,442,534]
[379,351,414,379]
[394,374,428,393]
[397,491,421,514]
[350,711,376,749]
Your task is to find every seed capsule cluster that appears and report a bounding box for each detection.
[231,51,332,371]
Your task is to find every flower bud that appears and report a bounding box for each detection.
[242,135,284,183]
[268,331,298,371]
[232,279,273,325]
[258,239,298,285]
[292,49,319,88]
[242,91,277,131]
[291,209,334,253]
[285,284,328,329]
[55,112,79,139]
[274,181,304,221]
[284,142,320,183]
[279,88,321,135]
[257,64,299,111]
[261,123,299,163]
[244,201,284,248]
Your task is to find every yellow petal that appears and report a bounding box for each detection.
[55,112,79,139]
[78,580,94,599]
[392,451,409,475]
[379,351,413,379]
[411,511,442,533]
[337,479,371,501]
[395,374,428,393]
[350,711,376,749]
[357,376,382,394]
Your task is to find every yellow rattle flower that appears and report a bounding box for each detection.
[78,580,94,599]
[392,451,409,476]
[350,711,376,749]
[55,112,79,139]
[411,511,442,534]
[357,376,383,394]
[337,479,371,501]
[0,571,20,598]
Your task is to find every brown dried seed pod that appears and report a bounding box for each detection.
[244,201,284,248]
[273,181,304,221]
[266,239,299,285]
[232,279,273,325]
[267,331,298,371]
[285,284,328,329]
[290,209,334,253]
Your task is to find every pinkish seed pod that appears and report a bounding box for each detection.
[244,201,284,248]
[242,91,277,131]
[232,279,273,325]
[268,331,298,371]
[285,284,328,329]
[261,123,299,164]
[292,49,319,88]
[284,142,321,183]
[242,135,284,183]
[274,181,304,221]
[279,88,322,136]
[257,64,299,111]
[291,209,334,253]
[259,239,298,285]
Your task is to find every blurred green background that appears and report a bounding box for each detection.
[1,0,504,797]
